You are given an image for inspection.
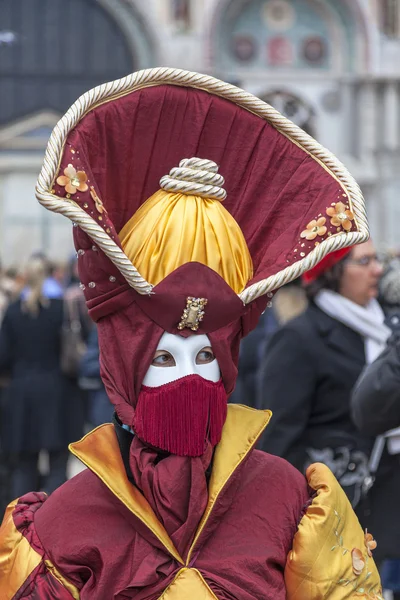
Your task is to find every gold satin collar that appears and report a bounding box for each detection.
[69,404,271,565]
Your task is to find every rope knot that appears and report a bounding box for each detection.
[159,158,227,201]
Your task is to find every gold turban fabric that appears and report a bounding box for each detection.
[119,189,253,294]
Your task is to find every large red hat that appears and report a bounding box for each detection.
[35,69,369,424]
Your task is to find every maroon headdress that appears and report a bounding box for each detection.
[35,69,369,426]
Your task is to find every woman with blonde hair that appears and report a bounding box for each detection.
[0,255,84,498]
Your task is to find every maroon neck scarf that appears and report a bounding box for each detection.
[129,437,213,560]
[129,374,227,559]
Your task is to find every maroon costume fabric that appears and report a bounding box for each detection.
[30,449,309,599]
[11,493,77,599]
[129,438,213,560]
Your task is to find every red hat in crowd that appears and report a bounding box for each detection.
[35,69,368,427]
[302,246,353,284]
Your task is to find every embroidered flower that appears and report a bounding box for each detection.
[90,186,107,214]
[364,530,377,557]
[351,548,365,576]
[300,217,327,241]
[56,164,88,194]
[326,202,354,232]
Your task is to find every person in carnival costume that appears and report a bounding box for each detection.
[0,69,381,599]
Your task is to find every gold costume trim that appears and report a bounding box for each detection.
[45,560,80,599]
[119,188,253,294]
[69,424,184,565]
[0,500,42,599]
[159,567,219,599]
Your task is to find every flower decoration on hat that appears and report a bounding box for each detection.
[326,201,354,232]
[56,164,88,195]
[300,217,327,241]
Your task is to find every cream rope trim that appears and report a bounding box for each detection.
[35,67,369,302]
[180,158,218,172]
[160,158,226,200]
[238,231,368,304]
[34,195,153,295]
[159,177,226,200]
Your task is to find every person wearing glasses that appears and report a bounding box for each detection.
[258,240,387,510]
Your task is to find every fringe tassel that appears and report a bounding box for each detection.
[134,375,227,457]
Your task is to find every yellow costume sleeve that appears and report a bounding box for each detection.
[0,497,80,599]
[285,463,382,600]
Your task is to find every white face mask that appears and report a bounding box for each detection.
[142,332,221,387]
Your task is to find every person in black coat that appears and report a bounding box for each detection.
[230,282,308,408]
[257,240,386,508]
[351,328,400,579]
[352,331,400,436]
[0,257,85,498]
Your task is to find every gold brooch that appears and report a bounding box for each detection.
[178,297,208,331]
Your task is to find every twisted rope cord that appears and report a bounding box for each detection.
[238,231,368,304]
[35,191,153,294]
[160,158,226,200]
[180,158,218,172]
[35,68,369,302]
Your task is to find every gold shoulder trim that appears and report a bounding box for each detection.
[69,424,184,565]
[0,499,42,598]
[186,404,271,564]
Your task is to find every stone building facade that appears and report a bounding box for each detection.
[0,0,399,264]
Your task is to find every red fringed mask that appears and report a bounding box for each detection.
[134,375,227,457]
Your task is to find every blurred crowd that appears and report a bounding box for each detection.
[0,253,112,513]
[1,241,400,596]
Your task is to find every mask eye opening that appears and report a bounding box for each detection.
[195,346,215,365]
[151,350,176,367]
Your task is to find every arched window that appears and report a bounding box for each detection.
[0,0,152,125]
